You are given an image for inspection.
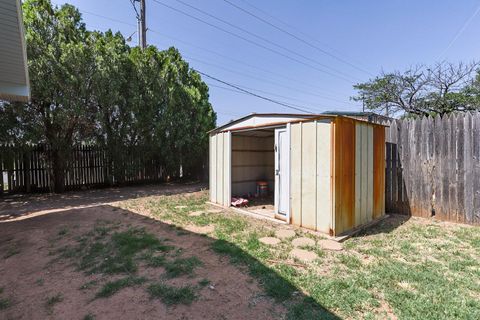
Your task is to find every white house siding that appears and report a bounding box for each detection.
[0,0,30,101]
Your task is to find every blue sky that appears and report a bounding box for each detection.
[52,0,480,125]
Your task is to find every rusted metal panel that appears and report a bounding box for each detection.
[354,124,362,227]
[366,126,374,223]
[373,126,386,218]
[333,117,356,235]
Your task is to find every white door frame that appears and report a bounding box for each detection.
[274,126,291,222]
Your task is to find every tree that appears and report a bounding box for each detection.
[153,48,216,178]
[20,0,96,192]
[89,30,134,184]
[352,62,480,117]
[0,0,216,192]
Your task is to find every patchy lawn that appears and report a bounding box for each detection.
[118,190,480,320]
[1,186,479,319]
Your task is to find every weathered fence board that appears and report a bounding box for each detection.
[0,145,167,194]
[386,111,480,225]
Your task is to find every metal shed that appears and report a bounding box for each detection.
[209,113,386,236]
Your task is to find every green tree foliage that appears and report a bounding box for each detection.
[352,62,480,118]
[0,0,216,192]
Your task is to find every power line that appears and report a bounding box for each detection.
[206,82,318,113]
[206,81,320,113]
[221,0,374,76]
[150,0,353,83]
[438,1,480,58]
[66,4,355,113]
[79,9,137,27]
[196,70,315,113]
[184,55,355,107]
[237,0,367,68]
[145,29,349,99]
[78,9,351,100]
[205,81,330,111]
[171,0,358,82]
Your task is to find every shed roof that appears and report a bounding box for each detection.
[210,113,319,133]
[210,112,387,134]
[0,0,30,102]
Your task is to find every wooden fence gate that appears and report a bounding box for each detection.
[385,112,480,225]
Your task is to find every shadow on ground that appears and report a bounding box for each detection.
[0,201,340,319]
[0,182,205,221]
[352,214,411,238]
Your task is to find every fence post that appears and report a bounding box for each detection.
[24,148,31,193]
[0,146,3,195]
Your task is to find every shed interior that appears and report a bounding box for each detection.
[231,129,275,214]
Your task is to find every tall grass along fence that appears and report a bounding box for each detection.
[385,111,480,225]
[0,144,167,194]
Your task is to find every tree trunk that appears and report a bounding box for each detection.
[51,149,66,193]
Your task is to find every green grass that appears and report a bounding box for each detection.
[35,278,44,286]
[164,256,203,278]
[83,314,95,320]
[79,280,99,290]
[198,278,211,287]
[96,276,146,298]
[57,227,69,236]
[49,221,208,308]
[147,283,196,305]
[63,225,172,275]
[144,254,167,267]
[45,293,63,308]
[118,191,480,319]
[337,253,362,269]
[3,245,20,259]
[0,298,10,310]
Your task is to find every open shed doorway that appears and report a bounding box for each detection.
[230,127,289,221]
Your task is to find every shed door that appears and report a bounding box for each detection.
[275,128,289,216]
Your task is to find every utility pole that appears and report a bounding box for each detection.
[131,0,147,49]
[139,0,147,49]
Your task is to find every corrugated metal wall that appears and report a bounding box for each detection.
[290,120,332,234]
[332,118,385,235]
[332,117,356,235]
[354,123,374,227]
[373,126,386,219]
[209,132,231,206]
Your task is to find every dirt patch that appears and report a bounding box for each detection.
[0,203,285,319]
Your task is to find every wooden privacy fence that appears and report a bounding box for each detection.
[385,112,480,225]
[0,145,166,194]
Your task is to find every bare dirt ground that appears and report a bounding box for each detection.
[0,182,205,221]
[0,184,286,320]
[2,184,478,320]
